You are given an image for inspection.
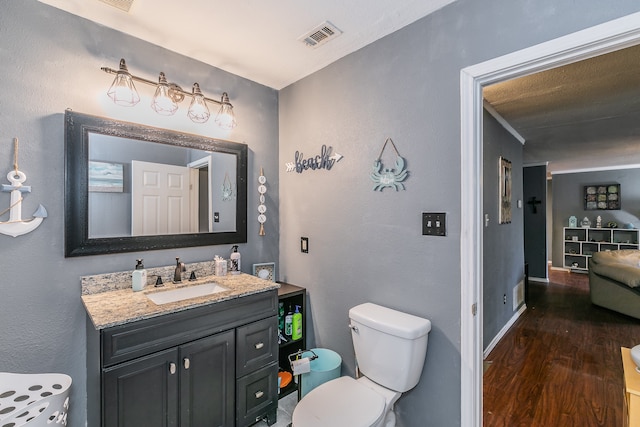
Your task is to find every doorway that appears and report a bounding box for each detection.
[460,12,640,426]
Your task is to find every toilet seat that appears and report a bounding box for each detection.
[292,376,386,427]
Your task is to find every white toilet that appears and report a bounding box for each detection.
[291,302,432,427]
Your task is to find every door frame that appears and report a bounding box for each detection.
[460,12,640,426]
[188,155,213,232]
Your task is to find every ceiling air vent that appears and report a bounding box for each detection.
[98,0,134,12]
[298,21,342,48]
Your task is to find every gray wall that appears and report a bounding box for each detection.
[279,1,640,426]
[0,2,278,426]
[482,110,524,349]
[210,152,238,232]
[552,168,640,268]
[524,165,548,279]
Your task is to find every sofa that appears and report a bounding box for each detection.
[588,250,640,320]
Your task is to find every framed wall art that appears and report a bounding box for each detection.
[252,262,276,281]
[88,161,124,193]
[584,184,620,210]
[499,156,512,224]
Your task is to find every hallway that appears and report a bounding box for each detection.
[483,270,640,426]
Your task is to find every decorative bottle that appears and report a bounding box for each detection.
[230,245,241,274]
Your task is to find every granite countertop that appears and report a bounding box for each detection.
[81,262,279,330]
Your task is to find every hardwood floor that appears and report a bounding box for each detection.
[483,269,640,426]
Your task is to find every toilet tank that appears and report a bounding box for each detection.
[349,303,431,392]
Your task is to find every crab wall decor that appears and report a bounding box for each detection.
[221,172,235,201]
[370,138,409,191]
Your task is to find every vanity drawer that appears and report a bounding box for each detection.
[102,290,277,367]
[236,361,278,427]
[236,315,278,378]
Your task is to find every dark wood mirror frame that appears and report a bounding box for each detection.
[64,110,247,257]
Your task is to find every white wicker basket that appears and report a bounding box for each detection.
[0,373,71,427]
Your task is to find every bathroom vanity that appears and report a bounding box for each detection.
[82,268,279,427]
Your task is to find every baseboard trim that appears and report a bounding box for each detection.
[529,276,549,284]
[484,304,527,359]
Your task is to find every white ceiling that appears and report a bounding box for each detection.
[38,0,457,90]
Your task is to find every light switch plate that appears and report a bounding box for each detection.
[301,237,309,253]
[422,212,446,236]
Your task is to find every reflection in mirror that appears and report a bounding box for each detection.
[87,134,237,238]
[65,110,247,257]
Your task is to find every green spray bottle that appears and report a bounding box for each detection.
[292,305,303,341]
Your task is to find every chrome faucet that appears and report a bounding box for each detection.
[173,257,186,283]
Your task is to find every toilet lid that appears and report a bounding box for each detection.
[292,376,386,427]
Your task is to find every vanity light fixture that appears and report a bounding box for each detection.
[106,59,140,107]
[101,58,237,128]
[215,92,237,130]
[151,72,179,116]
[187,83,210,123]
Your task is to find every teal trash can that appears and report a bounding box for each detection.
[300,348,341,398]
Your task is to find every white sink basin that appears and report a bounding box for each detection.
[147,282,228,305]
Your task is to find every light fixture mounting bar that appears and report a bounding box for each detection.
[101,66,223,106]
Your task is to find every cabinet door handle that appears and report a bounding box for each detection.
[183,358,190,370]
[255,390,264,399]
[169,363,177,375]
[254,342,264,350]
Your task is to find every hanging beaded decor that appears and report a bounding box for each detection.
[257,168,267,236]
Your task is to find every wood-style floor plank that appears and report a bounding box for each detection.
[483,269,640,426]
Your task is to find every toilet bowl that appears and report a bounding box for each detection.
[292,376,388,427]
[291,303,431,427]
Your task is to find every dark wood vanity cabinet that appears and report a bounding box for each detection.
[99,290,278,427]
[103,331,234,427]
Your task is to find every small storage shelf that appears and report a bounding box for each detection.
[277,282,306,400]
[563,227,639,271]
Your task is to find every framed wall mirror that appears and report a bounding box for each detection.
[64,110,247,257]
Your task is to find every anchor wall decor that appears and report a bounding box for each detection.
[0,138,47,237]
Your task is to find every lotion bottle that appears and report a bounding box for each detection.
[230,245,241,274]
[132,259,147,292]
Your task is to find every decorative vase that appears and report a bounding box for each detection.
[569,216,577,227]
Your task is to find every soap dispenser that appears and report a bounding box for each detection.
[132,259,147,292]
[230,245,241,275]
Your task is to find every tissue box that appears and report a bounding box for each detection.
[215,260,228,276]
